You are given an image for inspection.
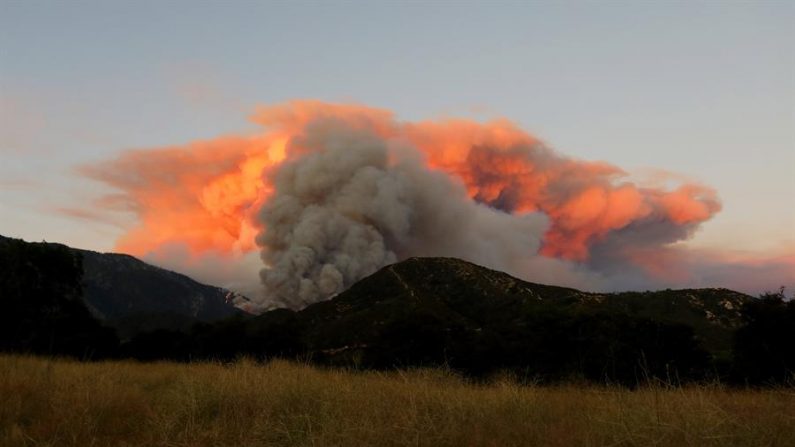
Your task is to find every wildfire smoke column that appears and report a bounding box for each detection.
[81,101,727,311]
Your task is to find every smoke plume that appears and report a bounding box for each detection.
[78,101,793,311]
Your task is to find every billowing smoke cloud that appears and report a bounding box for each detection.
[400,120,721,261]
[255,124,407,308]
[77,101,793,311]
[255,119,597,308]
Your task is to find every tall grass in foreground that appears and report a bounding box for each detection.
[1,355,793,447]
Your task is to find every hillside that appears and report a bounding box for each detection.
[76,248,244,338]
[176,257,755,383]
[0,235,244,341]
[295,258,750,361]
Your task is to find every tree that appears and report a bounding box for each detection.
[733,288,795,384]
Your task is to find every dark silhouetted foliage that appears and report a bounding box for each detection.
[732,289,795,384]
[0,236,118,358]
[359,303,708,384]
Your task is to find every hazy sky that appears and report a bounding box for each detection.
[1,1,793,257]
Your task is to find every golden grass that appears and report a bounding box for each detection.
[1,355,793,447]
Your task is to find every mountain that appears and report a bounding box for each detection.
[76,248,244,337]
[4,235,779,384]
[0,235,244,340]
[180,257,751,383]
[296,257,750,359]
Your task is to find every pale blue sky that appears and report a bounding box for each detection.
[1,0,793,255]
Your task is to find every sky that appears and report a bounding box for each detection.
[1,1,793,291]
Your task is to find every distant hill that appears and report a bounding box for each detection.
[277,258,748,371]
[76,248,245,338]
[129,257,745,383]
[0,235,245,340]
[292,258,750,359]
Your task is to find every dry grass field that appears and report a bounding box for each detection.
[1,355,793,447]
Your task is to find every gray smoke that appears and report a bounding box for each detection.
[254,119,594,310]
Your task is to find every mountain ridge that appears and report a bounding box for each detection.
[288,257,751,364]
[5,235,787,385]
[0,235,244,339]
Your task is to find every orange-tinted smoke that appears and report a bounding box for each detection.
[82,100,720,265]
[80,135,285,257]
[401,118,721,260]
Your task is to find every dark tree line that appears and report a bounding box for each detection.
[358,306,709,385]
[109,296,794,386]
